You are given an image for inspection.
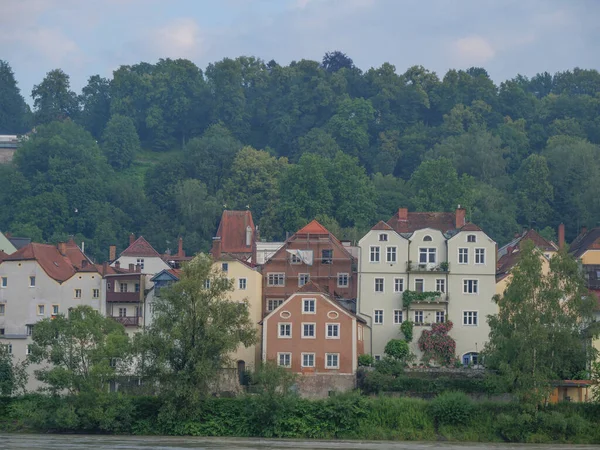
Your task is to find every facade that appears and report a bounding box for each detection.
[262,283,366,375]
[358,207,497,365]
[261,220,356,316]
[104,266,146,337]
[111,235,171,275]
[0,231,17,254]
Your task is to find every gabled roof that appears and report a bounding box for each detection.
[64,239,94,270]
[297,220,329,235]
[496,229,557,282]
[296,280,326,294]
[151,268,181,282]
[460,223,482,232]
[0,250,9,262]
[120,236,162,258]
[387,210,458,233]
[370,221,394,231]
[5,243,80,283]
[569,228,600,258]
[216,210,255,254]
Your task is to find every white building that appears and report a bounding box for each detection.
[357,207,497,366]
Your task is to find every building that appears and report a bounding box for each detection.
[0,135,19,164]
[103,263,146,337]
[262,282,366,376]
[357,207,497,365]
[215,210,257,263]
[260,220,356,316]
[110,235,171,276]
[0,231,17,255]
[0,240,104,390]
[162,237,192,269]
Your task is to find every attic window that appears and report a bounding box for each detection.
[423,235,433,242]
[379,233,388,242]
[467,235,476,243]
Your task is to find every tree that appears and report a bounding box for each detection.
[101,114,141,170]
[29,306,131,394]
[321,51,355,73]
[384,339,409,360]
[296,128,341,160]
[0,344,28,396]
[515,154,553,227]
[31,69,79,124]
[136,254,257,401]
[79,75,111,139]
[0,60,31,134]
[483,241,598,404]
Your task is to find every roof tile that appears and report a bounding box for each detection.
[120,236,162,258]
[216,210,255,254]
[387,210,457,233]
[297,220,330,235]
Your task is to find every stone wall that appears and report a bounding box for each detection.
[292,374,356,399]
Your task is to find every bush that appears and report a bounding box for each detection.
[537,411,567,441]
[400,321,414,342]
[496,412,533,442]
[385,339,409,360]
[429,392,474,426]
[358,354,375,367]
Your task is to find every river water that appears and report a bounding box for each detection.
[0,435,596,450]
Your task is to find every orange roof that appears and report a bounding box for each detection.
[387,210,458,233]
[65,239,93,270]
[0,250,8,263]
[120,236,162,258]
[296,280,327,294]
[461,223,482,232]
[216,210,255,254]
[297,220,329,235]
[5,243,82,283]
[371,221,394,231]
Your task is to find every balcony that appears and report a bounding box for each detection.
[111,316,140,327]
[402,290,449,308]
[406,262,449,273]
[106,291,141,303]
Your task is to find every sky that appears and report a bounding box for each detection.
[2,0,599,101]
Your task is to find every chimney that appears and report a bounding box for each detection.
[115,261,120,270]
[102,261,108,276]
[129,263,134,272]
[178,237,184,257]
[398,208,408,221]
[558,223,565,250]
[135,263,141,273]
[455,206,466,229]
[57,242,67,256]
[212,237,222,260]
[109,245,116,262]
[81,260,88,268]
[129,233,135,246]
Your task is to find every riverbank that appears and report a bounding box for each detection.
[1,393,599,444]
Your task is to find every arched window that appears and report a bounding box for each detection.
[423,235,433,242]
[462,352,479,367]
[467,234,476,243]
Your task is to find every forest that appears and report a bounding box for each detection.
[0,53,599,262]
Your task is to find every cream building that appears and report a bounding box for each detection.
[0,231,17,255]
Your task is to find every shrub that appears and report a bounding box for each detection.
[400,321,414,342]
[385,339,409,360]
[358,354,375,367]
[496,412,533,442]
[537,411,567,441]
[429,391,474,426]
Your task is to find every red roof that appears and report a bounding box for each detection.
[297,220,329,235]
[0,250,8,262]
[370,221,394,231]
[461,223,482,232]
[5,243,81,283]
[387,209,461,233]
[216,210,255,254]
[120,236,162,258]
[64,239,93,270]
[296,280,327,294]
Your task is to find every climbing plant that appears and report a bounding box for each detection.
[418,321,456,366]
[400,320,414,342]
[402,290,442,308]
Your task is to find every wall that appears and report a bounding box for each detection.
[112,256,170,275]
[582,250,600,265]
[293,373,356,399]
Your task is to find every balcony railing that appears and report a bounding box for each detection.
[106,291,141,303]
[406,262,450,273]
[111,316,140,327]
[402,290,449,308]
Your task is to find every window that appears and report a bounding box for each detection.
[337,273,349,287]
[298,273,310,287]
[0,304,4,315]
[419,248,436,264]
[374,278,384,293]
[415,278,424,293]
[278,352,291,367]
[374,355,382,362]
[52,305,59,315]
[29,276,36,287]
[267,299,284,311]
[267,273,285,286]
[135,283,140,293]
[290,253,302,264]
[278,323,292,338]
[321,249,333,264]
[135,306,142,317]
[221,262,228,272]
[394,310,403,324]
[463,279,479,294]
[118,308,127,317]
[414,310,424,323]
[303,298,316,313]
[302,323,315,338]
[463,311,478,326]
[120,283,128,293]
[0,328,4,336]
[326,323,340,338]
[302,353,315,367]
[74,289,82,299]
[203,280,211,289]
[26,345,32,355]
[326,353,339,369]
[386,246,397,263]
[467,234,476,243]
[463,352,479,366]
[92,289,99,299]
[370,246,380,263]
[379,233,388,242]
[0,277,6,288]
[4,344,12,354]
[436,311,445,323]
[394,278,404,293]
[423,235,433,242]
[37,304,44,316]
[238,278,247,290]
[436,279,446,293]
[458,248,468,264]
[475,248,485,264]
[374,309,383,324]
[26,325,34,336]
[136,258,144,269]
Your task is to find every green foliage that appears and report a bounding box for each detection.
[0,344,28,396]
[102,114,141,169]
[402,290,442,308]
[358,354,375,366]
[384,339,409,360]
[400,320,414,342]
[31,69,79,125]
[0,60,30,134]
[429,391,474,426]
[418,321,457,366]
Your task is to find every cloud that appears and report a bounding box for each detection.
[451,36,496,66]
[151,18,206,60]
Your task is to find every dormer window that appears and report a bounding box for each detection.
[467,235,476,243]
[379,233,388,242]
[423,235,433,242]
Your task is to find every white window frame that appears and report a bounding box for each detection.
[463,279,479,294]
[463,310,479,326]
[467,234,477,243]
[374,309,384,325]
[394,277,404,293]
[414,310,424,323]
[267,273,285,287]
[337,273,349,288]
[374,278,384,293]
[0,277,6,288]
[436,278,446,293]
[326,323,340,339]
[120,283,128,293]
[221,262,228,272]
[74,289,82,299]
[278,322,292,338]
[386,246,397,263]
[393,309,403,324]
[301,352,315,368]
[325,353,340,369]
[118,307,127,317]
[302,322,316,339]
[92,289,99,299]
[302,298,316,314]
[436,311,445,323]
[238,278,247,290]
[37,304,45,316]
[298,273,310,287]
[0,304,5,315]
[419,247,436,264]
[369,246,380,263]
[458,248,469,264]
[29,276,36,287]
[290,253,302,264]
[267,299,284,311]
[414,278,424,293]
[475,248,485,264]
[52,304,59,315]
[374,355,382,361]
[378,233,388,242]
[277,352,291,367]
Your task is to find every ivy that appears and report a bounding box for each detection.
[400,320,414,342]
[402,290,442,308]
